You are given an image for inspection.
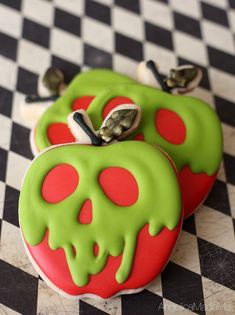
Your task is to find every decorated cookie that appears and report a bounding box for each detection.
[19,109,182,299]
[30,67,223,218]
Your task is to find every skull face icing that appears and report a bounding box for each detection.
[19,141,182,298]
[31,69,223,218]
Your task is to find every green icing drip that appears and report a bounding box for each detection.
[19,141,181,286]
[35,69,223,175]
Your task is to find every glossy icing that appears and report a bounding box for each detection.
[32,69,223,218]
[19,141,181,290]
[35,69,223,176]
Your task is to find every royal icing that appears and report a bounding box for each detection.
[19,141,182,297]
[32,69,223,217]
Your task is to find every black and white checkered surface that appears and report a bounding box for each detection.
[0,0,235,314]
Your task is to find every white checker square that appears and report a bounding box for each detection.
[195,206,235,254]
[144,42,177,75]
[0,221,38,276]
[6,152,31,191]
[11,91,32,128]
[171,231,201,274]
[0,56,17,91]
[147,276,163,296]
[0,114,12,151]
[202,277,235,314]
[174,31,208,66]
[209,68,235,103]
[113,53,139,79]
[217,161,226,183]
[163,298,195,314]
[23,0,54,27]
[228,9,235,33]
[202,21,235,55]
[113,6,144,41]
[51,28,82,64]
[37,281,79,314]
[0,304,21,315]
[18,39,50,75]
[0,4,22,38]
[170,0,201,19]
[83,17,114,53]
[142,0,173,30]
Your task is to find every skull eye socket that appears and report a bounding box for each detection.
[42,164,79,203]
[72,96,95,111]
[102,97,134,119]
[47,123,75,145]
[99,167,139,206]
[155,109,186,145]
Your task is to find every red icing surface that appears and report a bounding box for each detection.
[72,96,95,111]
[155,109,186,145]
[42,164,79,203]
[26,212,182,299]
[78,199,93,224]
[179,166,217,218]
[99,167,139,206]
[47,123,75,145]
[134,134,144,141]
[102,97,134,119]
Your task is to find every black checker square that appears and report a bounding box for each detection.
[16,67,38,95]
[0,0,21,11]
[198,238,235,290]
[0,259,38,314]
[204,179,231,216]
[3,185,20,227]
[207,46,235,76]
[183,214,197,235]
[215,96,235,127]
[79,300,108,315]
[122,290,163,315]
[145,21,173,51]
[115,0,140,14]
[0,33,18,62]
[54,8,81,37]
[0,86,13,118]
[0,148,8,182]
[115,32,143,61]
[162,262,205,315]
[85,0,111,25]
[23,18,50,48]
[51,55,81,84]
[0,0,235,313]
[10,122,33,160]
[173,12,202,39]
[201,2,229,27]
[223,153,235,186]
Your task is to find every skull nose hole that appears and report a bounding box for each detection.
[78,199,93,224]
[72,245,77,257]
[93,243,99,257]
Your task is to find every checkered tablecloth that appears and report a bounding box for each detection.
[0,0,235,314]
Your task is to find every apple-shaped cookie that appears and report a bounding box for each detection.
[31,69,223,218]
[19,129,182,299]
